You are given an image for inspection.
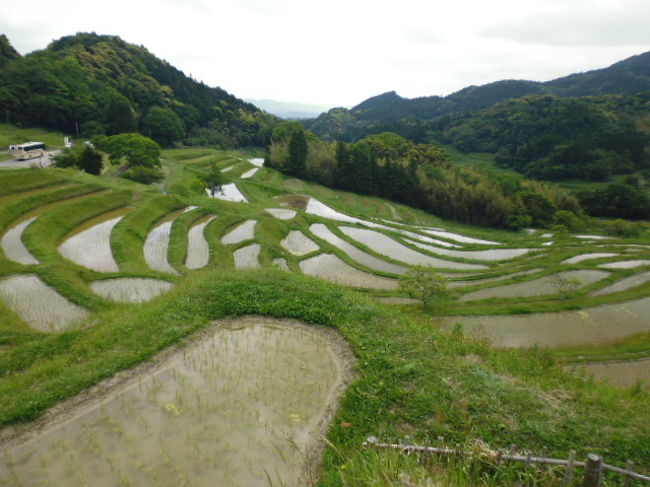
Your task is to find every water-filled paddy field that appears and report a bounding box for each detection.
[0,317,354,487]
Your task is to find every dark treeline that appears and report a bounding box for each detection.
[267,123,582,230]
[0,33,277,148]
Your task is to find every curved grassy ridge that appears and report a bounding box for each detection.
[0,169,66,196]
[110,195,186,274]
[0,184,105,235]
[0,269,648,480]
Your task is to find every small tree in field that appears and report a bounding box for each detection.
[201,163,225,197]
[398,266,451,310]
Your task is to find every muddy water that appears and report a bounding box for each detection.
[185,216,217,270]
[299,253,398,289]
[1,216,39,264]
[265,208,297,220]
[590,271,650,296]
[90,278,174,303]
[206,183,248,202]
[221,219,257,244]
[59,208,131,272]
[281,230,320,256]
[459,270,610,301]
[234,243,261,269]
[310,223,407,275]
[0,318,352,487]
[562,253,619,264]
[445,297,650,348]
[0,274,88,332]
[600,260,650,269]
[568,359,650,390]
[407,239,535,261]
[339,226,488,271]
[240,167,259,179]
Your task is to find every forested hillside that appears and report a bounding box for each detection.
[304,51,650,145]
[267,124,583,229]
[0,33,277,147]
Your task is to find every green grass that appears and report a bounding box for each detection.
[0,149,649,485]
[0,123,70,150]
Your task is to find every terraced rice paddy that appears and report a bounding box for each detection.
[310,223,407,275]
[446,297,650,347]
[339,226,488,270]
[591,271,650,296]
[144,220,179,275]
[221,219,257,244]
[0,274,88,331]
[185,216,217,270]
[459,270,610,301]
[281,230,320,256]
[562,253,620,264]
[240,167,259,179]
[206,183,247,202]
[59,209,131,272]
[569,359,650,390]
[1,216,39,264]
[265,208,296,220]
[90,278,174,303]
[0,318,353,487]
[234,243,261,269]
[600,260,650,269]
[407,239,535,261]
[300,253,398,290]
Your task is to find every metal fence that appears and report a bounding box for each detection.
[363,437,650,486]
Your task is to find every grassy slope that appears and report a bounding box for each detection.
[0,146,649,485]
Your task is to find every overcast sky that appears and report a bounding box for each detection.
[2,0,649,108]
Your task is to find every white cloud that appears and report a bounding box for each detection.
[1,0,648,107]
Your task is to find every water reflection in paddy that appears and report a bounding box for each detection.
[90,278,174,303]
[0,318,352,487]
[299,253,397,290]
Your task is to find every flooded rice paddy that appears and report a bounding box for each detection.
[0,318,353,487]
[339,226,488,270]
[562,253,620,264]
[221,220,257,244]
[0,274,88,332]
[248,157,265,167]
[407,239,535,261]
[599,260,650,269]
[281,230,320,256]
[590,271,650,296]
[234,243,261,269]
[273,257,289,270]
[240,167,259,179]
[446,297,650,348]
[58,209,131,272]
[459,270,610,301]
[448,268,543,288]
[310,223,407,275]
[144,222,178,275]
[185,216,216,270]
[299,253,398,289]
[420,229,499,246]
[206,183,248,203]
[1,216,39,264]
[90,278,174,303]
[265,208,297,220]
[568,359,650,390]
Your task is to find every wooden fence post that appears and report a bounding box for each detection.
[564,450,576,486]
[583,454,603,487]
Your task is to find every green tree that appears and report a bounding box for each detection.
[142,106,185,146]
[104,93,136,135]
[200,163,225,197]
[398,266,451,310]
[288,129,307,177]
[53,145,103,175]
[99,133,161,168]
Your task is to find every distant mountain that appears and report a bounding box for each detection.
[246,99,332,119]
[0,33,276,147]
[305,51,650,141]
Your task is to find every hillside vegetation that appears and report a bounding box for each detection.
[0,33,276,147]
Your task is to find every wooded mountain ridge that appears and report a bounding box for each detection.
[305,50,650,141]
[0,33,276,147]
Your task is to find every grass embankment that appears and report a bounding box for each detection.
[0,269,648,484]
[1,150,650,485]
